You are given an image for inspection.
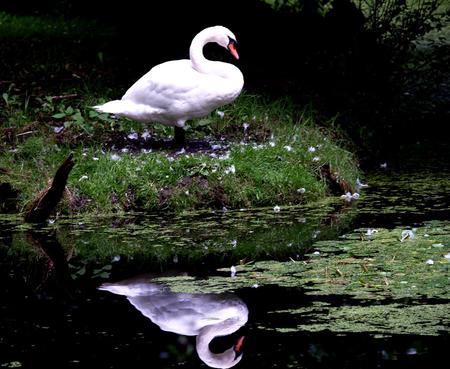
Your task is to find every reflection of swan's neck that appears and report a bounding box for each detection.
[196,318,243,369]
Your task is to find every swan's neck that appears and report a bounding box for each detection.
[189,29,236,78]
[189,29,216,74]
[195,318,243,369]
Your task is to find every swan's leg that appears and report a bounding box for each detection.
[174,126,186,147]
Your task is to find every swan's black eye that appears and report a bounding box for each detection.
[228,36,237,46]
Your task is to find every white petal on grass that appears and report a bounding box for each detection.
[297,187,306,194]
[78,175,88,182]
[224,165,235,174]
[243,122,250,132]
[273,205,281,212]
[444,253,450,260]
[308,146,316,152]
[127,132,138,140]
[216,110,225,118]
[110,153,121,161]
[284,145,293,152]
[54,126,64,134]
[269,141,276,147]
[231,239,237,248]
[312,156,320,162]
[425,259,434,265]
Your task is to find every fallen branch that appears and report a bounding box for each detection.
[49,93,78,100]
[24,153,75,223]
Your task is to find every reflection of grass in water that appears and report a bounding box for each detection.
[1,199,354,281]
[155,220,450,335]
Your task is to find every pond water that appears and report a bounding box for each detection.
[1,155,449,368]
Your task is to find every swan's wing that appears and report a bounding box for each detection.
[122,60,201,108]
[121,60,234,123]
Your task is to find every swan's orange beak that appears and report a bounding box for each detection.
[228,41,239,60]
[234,335,245,353]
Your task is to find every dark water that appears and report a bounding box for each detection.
[1,160,449,368]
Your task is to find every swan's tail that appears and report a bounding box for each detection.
[93,100,127,115]
[93,100,161,122]
[98,281,167,297]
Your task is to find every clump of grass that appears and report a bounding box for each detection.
[0,11,112,39]
[0,92,361,215]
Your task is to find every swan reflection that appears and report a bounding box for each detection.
[99,278,248,368]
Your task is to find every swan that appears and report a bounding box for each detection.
[94,25,244,146]
[99,278,248,369]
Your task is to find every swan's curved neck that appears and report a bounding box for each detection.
[189,29,222,75]
[195,318,243,369]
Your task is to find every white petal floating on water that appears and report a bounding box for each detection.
[366,228,378,236]
[273,205,281,212]
[400,230,415,242]
[356,178,369,189]
[230,265,237,278]
[341,192,353,202]
[176,148,186,155]
[406,348,417,356]
[425,259,434,265]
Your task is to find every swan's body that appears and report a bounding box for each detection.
[100,278,248,369]
[94,26,244,145]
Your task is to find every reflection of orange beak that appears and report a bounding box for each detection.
[234,336,245,353]
[228,42,239,60]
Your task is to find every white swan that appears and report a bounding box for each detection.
[99,278,248,369]
[94,25,244,146]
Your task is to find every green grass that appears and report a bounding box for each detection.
[0,11,111,38]
[0,92,361,214]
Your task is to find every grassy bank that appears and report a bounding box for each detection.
[0,91,360,214]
